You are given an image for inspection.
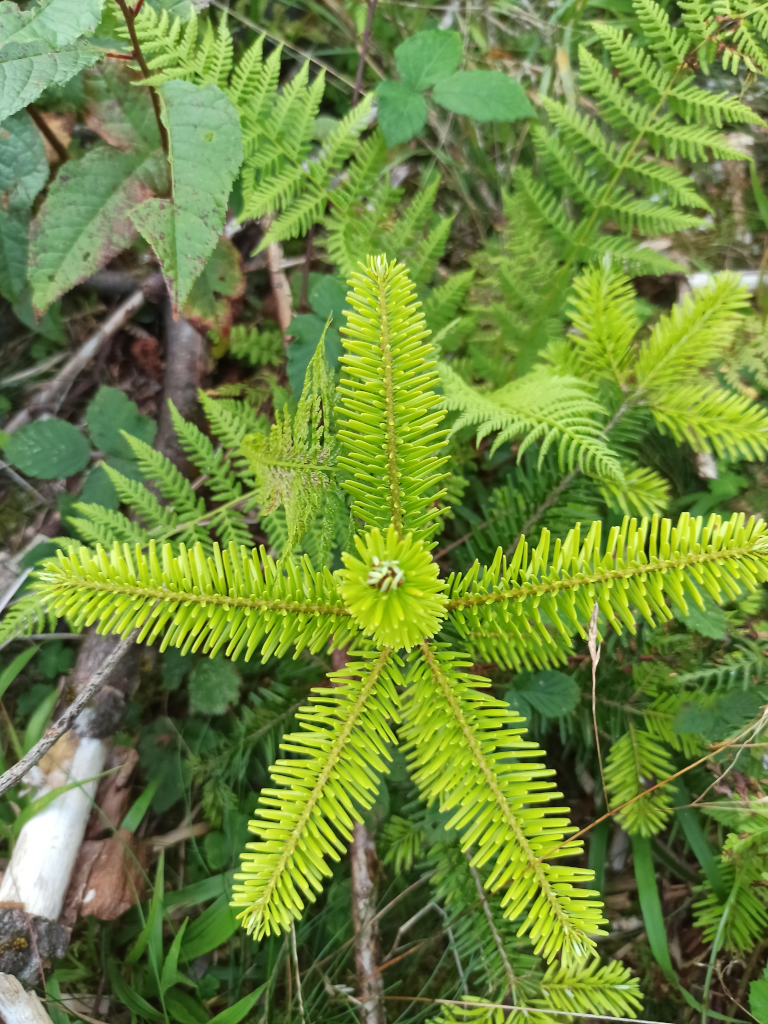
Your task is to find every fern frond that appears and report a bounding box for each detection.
[632,0,691,62]
[337,256,450,541]
[604,725,676,836]
[446,513,768,663]
[0,592,56,647]
[648,383,768,460]
[36,540,356,660]
[401,644,606,965]
[533,129,703,235]
[121,433,206,523]
[597,464,670,519]
[166,402,252,549]
[440,364,623,482]
[381,815,425,874]
[232,648,401,936]
[636,272,749,389]
[579,47,748,160]
[563,265,640,386]
[102,463,179,533]
[693,832,768,954]
[540,99,706,210]
[69,503,151,549]
[124,6,233,88]
[198,390,262,459]
[243,332,338,556]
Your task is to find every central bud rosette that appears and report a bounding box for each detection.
[339,524,447,649]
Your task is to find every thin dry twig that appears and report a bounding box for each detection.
[0,635,136,798]
[588,602,609,811]
[290,922,306,1024]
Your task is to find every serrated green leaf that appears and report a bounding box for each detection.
[0,0,103,49]
[4,418,90,478]
[180,235,244,333]
[394,29,461,90]
[0,110,48,211]
[0,208,30,304]
[672,701,715,735]
[29,145,167,314]
[84,60,162,152]
[85,385,157,459]
[376,80,428,146]
[751,977,768,1024]
[672,592,727,639]
[189,657,241,716]
[131,80,243,309]
[433,70,534,122]
[0,36,101,121]
[507,669,580,717]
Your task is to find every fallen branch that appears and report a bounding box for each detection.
[0,973,54,1024]
[0,635,135,799]
[3,288,150,433]
[332,650,386,1024]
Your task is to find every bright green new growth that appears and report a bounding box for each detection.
[29,258,768,971]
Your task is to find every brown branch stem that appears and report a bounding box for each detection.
[0,635,135,798]
[27,104,68,163]
[353,0,379,105]
[114,0,169,155]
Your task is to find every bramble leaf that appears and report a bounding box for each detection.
[131,80,243,308]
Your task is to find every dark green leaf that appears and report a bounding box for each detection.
[203,831,229,871]
[672,701,715,735]
[208,984,267,1024]
[161,647,192,692]
[286,313,342,396]
[751,976,768,1024]
[0,109,48,211]
[672,593,727,639]
[78,464,119,510]
[308,273,348,326]
[160,918,188,995]
[4,418,90,478]
[189,657,241,716]
[376,80,428,146]
[165,990,209,1024]
[432,70,534,122]
[180,894,238,961]
[394,29,462,90]
[0,647,38,702]
[181,235,245,333]
[84,60,162,152]
[505,669,579,717]
[0,208,30,303]
[85,385,157,458]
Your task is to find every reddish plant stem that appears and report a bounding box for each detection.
[114,0,169,154]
